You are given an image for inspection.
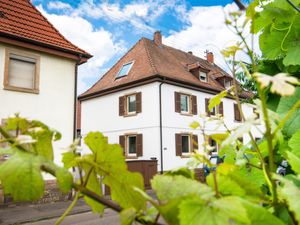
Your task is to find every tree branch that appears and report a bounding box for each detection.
[234,0,246,10]
[286,0,300,12]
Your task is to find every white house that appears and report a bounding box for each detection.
[0,0,91,167]
[79,31,261,173]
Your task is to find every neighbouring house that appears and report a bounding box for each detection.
[0,0,91,176]
[78,31,261,176]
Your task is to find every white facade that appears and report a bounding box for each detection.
[81,81,262,172]
[0,43,76,171]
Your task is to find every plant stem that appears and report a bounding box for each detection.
[212,170,220,198]
[55,192,80,225]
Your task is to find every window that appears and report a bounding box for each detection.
[199,71,207,82]
[119,134,143,158]
[127,94,136,113]
[116,62,133,78]
[180,94,189,113]
[4,49,40,93]
[234,104,242,122]
[209,137,218,153]
[205,98,223,116]
[175,133,198,156]
[175,92,197,115]
[224,80,232,89]
[119,92,141,116]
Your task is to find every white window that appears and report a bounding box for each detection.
[4,50,40,93]
[224,80,232,89]
[199,71,207,82]
[181,135,190,154]
[127,94,136,114]
[209,138,218,153]
[127,135,137,156]
[180,94,190,113]
[116,62,133,78]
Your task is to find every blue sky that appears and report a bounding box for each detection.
[32,0,252,94]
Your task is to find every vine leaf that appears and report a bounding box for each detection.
[120,207,136,225]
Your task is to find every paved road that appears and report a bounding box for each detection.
[24,209,119,225]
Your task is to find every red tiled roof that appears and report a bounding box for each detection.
[0,0,91,59]
[80,37,252,99]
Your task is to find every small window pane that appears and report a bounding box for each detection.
[8,54,36,89]
[210,139,217,152]
[182,135,190,153]
[180,94,189,112]
[128,136,136,154]
[127,95,136,113]
[199,72,207,82]
[117,62,133,78]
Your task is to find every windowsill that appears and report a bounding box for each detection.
[123,112,138,117]
[180,112,193,117]
[180,154,192,158]
[4,86,39,94]
[126,156,138,159]
[234,120,242,123]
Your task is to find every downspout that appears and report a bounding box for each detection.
[159,78,166,174]
[73,54,82,140]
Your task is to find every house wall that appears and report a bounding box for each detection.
[0,43,76,176]
[81,81,263,173]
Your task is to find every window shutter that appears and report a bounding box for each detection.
[192,134,198,151]
[175,92,181,113]
[119,96,125,116]
[192,95,197,115]
[136,92,142,113]
[219,101,224,116]
[136,134,143,157]
[234,104,241,121]
[205,98,210,116]
[119,135,125,155]
[175,133,182,156]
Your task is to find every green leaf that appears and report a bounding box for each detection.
[82,165,105,214]
[288,130,300,158]
[0,151,45,201]
[286,152,300,174]
[164,167,195,179]
[208,90,227,111]
[62,152,78,169]
[207,173,246,197]
[120,208,136,225]
[151,175,213,202]
[276,175,300,224]
[54,166,73,194]
[190,121,200,129]
[158,199,182,225]
[277,87,300,136]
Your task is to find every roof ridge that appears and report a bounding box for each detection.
[142,38,158,75]
[26,0,90,56]
[79,38,145,98]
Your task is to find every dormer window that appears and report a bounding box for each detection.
[199,71,207,82]
[116,62,133,78]
[224,80,232,89]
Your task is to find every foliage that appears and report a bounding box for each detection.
[1,1,300,225]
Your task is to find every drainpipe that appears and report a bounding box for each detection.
[159,78,166,174]
[73,54,82,140]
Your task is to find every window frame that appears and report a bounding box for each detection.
[3,48,40,94]
[199,71,207,82]
[116,61,134,79]
[126,134,137,157]
[181,134,191,155]
[180,94,190,114]
[126,94,137,115]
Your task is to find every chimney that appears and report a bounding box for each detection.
[188,51,193,55]
[153,31,162,46]
[206,51,214,64]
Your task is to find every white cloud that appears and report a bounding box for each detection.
[164,3,260,72]
[37,5,126,94]
[47,1,73,11]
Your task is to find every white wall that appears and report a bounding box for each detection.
[0,43,76,174]
[81,81,263,172]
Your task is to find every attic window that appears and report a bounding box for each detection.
[116,62,133,78]
[199,71,207,82]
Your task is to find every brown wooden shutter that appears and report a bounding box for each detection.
[219,101,224,116]
[119,96,125,116]
[192,95,197,115]
[136,134,143,157]
[119,135,125,155]
[205,98,210,116]
[192,134,198,151]
[175,133,182,156]
[234,104,241,121]
[175,92,181,113]
[136,92,142,113]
